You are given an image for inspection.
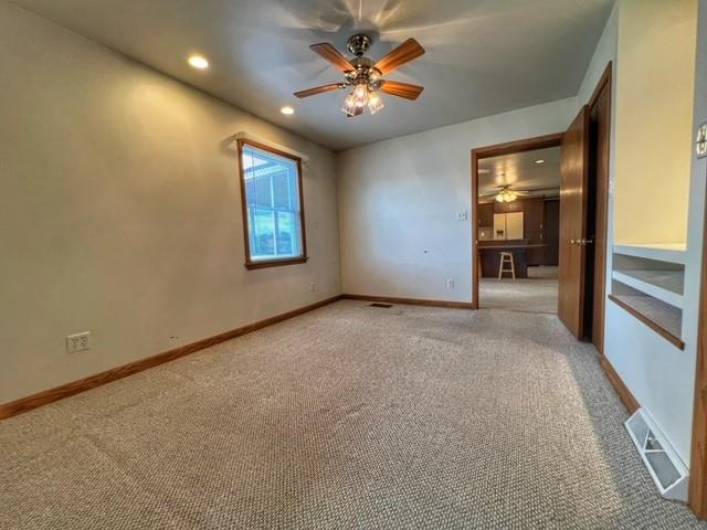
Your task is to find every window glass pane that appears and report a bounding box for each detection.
[241,143,304,263]
[272,170,290,210]
[252,209,275,258]
[277,211,301,256]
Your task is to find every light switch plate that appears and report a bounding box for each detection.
[697,122,707,158]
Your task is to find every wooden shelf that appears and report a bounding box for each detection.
[612,270,683,308]
[609,294,684,350]
[613,243,687,265]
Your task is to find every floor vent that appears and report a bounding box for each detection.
[625,409,688,501]
[369,303,393,308]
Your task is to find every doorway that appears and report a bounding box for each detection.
[474,144,562,314]
[471,62,612,349]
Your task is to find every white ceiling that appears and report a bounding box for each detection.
[10,0,614,151]
[478,146,561,200]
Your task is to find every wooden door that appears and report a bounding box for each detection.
[558,106,590,337]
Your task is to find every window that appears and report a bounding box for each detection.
[238,140,307,269]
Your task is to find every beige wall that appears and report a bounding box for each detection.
[613,0,697,245]
[0,3,341,404]
[337,97,577,302]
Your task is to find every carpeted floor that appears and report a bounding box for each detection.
[480,277,559,314]
[1,300,705,529]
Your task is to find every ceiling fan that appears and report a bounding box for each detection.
[481,186,560,203]
[294,33,425,118]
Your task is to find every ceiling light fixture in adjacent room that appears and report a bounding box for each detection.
[280,106,295,115]
[495,187,518,203]
[535,159,545,164]
[188,55,209,70]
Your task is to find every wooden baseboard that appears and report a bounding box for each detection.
[600,356,640,414]
[341,293,475,309]
[0,295,342,421]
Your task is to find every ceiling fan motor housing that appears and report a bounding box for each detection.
[347,33,373,56]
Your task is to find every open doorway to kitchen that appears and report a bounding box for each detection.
[474,141,562,314]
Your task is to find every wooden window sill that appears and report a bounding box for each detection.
[245,257,308,270]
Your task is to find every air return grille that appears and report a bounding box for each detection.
[625,409,688,501]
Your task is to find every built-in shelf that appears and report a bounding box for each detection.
[613,243,687,265]
[609,293,683,349]
[612,270,684,308]
[610,243,686,348]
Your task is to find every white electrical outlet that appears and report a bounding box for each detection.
[310,281,317,293]
[447,278,455,289]
[456,211,468,221]
[66,331,91,353]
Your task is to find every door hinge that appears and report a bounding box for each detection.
[697,122,707,158]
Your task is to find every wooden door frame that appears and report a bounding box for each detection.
[690,142,707,518]
[470,133,564,309]
[586,62,612,352]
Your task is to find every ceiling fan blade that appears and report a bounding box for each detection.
[380,81,424,100]
[374,38,425,75]
[294,83,345,98]
[512,187,560,193]
[310,43,355,72]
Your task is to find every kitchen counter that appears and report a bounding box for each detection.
[478,241,547,278]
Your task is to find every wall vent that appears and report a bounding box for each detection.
[625,409,688,501]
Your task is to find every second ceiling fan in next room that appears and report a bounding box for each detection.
[294,34,425,118]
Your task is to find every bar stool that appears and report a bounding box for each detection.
[498,252,516,280]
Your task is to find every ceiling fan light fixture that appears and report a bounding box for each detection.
[354,84,369,107]
[495,189,518,203]
[295,34,425,119]
[341,93,357,116]
[368,92,384,114]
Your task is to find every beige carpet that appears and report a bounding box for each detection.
[480,278,559,314]
[1,300,704,529]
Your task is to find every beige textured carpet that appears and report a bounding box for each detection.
[1,300,704,529]
[480,277,559,314]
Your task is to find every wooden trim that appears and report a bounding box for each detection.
[588,61,613,110]
[690,155,707,518]
[471,149,480,309]
[341,293,475,309]
[0,295,342,421]
[600,356,640,414]
[245,257,308,270]
[471,132,564,309]
[472,132,565,159]
[587,61,612,354]
[608,294,685,350]
[237,139,308,270]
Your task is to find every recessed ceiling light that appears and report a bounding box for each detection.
[188,55,209,70]
[280,106,295,115]
[535,159,545,164]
